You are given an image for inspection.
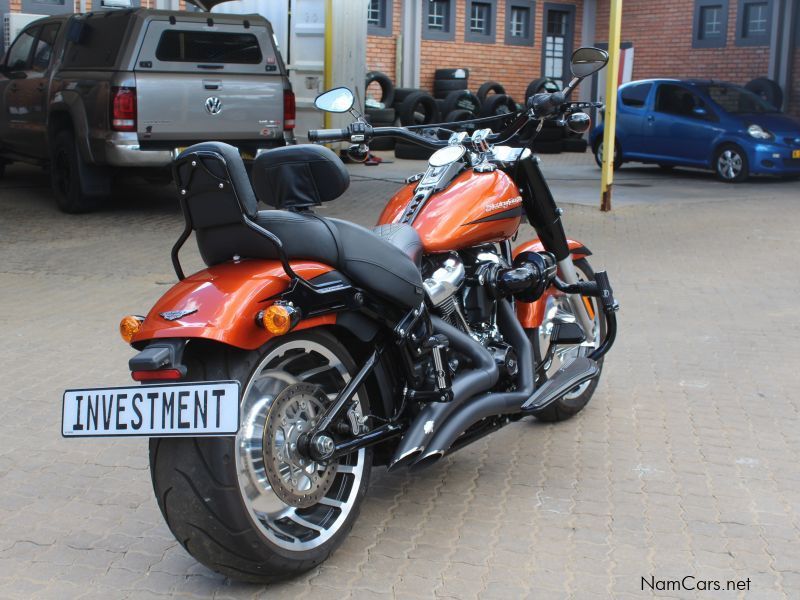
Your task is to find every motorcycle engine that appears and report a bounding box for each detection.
[422,249,520,378]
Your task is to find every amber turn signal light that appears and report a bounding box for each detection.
[258,304,300,336]
[119,315,144,343]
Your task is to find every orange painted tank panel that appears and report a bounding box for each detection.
[512,238,591,329]
[377,170,522,253]
[131,259,336,350]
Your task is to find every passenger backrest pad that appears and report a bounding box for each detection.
[174,142,258,229]
[252,145,350,209]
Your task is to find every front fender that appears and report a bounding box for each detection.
[513,238,591,329]
[131,259,337,350]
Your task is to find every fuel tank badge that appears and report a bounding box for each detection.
[160,309,198,321]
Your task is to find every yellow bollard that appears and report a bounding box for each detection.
[600,0,623,212]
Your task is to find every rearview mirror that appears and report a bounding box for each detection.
[570,47,609,78]
[314,87,354,113]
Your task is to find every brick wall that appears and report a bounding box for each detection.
[366,0,403,100]
[790,47,800,118]
[420,0,583,102]
[594,0,771,88]
[366,1,584,103]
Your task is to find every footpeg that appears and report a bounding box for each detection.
[522,356,599,411]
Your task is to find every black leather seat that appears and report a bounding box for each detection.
[372,224,423,268]
[174,142,424,308]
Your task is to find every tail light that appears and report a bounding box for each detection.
[283,89,296,131]
[111,86,137,132]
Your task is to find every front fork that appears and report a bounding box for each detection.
[558,257,597,339]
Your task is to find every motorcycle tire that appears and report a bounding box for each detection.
[479,94,517,117]
[528,258,606,422]
[0,160,6,180]
[525,77,561,102]
[444,109,474,122]
[149,330,373,583]
[398,91,439,126]
[442,90,481,117]
[476,81,506,102]
[433,79,468,99]
[393,87,424,107]
[365,70,395,107]
[365,107,396,124]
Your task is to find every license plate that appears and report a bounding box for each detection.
[793,150,800,159]
[62,381,240,438]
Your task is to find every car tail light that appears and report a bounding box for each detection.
[283,89,296,131]
[111,87,137,132]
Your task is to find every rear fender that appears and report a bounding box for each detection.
[513,239,592,329]
[131,259,339,350]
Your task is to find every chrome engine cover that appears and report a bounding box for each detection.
[423,254,465,307]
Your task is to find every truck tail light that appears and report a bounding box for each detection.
[111,87,137,132]
[283,89,296,131]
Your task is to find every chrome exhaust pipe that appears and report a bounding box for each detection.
[411,300,534,469]
[388,316,499,470]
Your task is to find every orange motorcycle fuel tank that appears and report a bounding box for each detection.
[377,169,523,253]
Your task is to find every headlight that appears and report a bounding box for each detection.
[747,124,773,140]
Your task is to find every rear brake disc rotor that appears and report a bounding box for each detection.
[262,383,337,509]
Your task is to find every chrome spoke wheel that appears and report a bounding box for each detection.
[717,149,742,180]
[536,268,601,399]
[235,340,365,552]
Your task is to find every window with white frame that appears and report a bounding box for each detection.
[736,0,772,45]
[505,0,535,46]
[693,0,728,48]
[367,0,392,36]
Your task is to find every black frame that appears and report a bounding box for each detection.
[367,0,393,37]
[3,25,40,71]
[735,0,773,46]
[465,0,497,43]
[505,0,536,46]
[692,0,729,48]
[541,3,576,84]
[423,0,456,41]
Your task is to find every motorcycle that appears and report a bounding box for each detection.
[62,47,617,582]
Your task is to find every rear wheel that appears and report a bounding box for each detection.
[528,258,606,422]
[594,138,622,170]
[149,330,372,582]
[51,130,109,213]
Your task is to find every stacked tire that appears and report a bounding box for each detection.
[433,68,469,99]
[365,71,397,150]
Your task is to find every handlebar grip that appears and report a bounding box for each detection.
[308,128,348,143]
[527,91,566,115]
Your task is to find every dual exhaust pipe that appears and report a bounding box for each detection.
[389,299,535,470]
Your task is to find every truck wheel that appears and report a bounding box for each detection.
[51,130,108,213]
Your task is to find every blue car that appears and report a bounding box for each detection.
[590,79,800,182]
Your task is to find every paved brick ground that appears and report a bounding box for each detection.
[1,161,799,599]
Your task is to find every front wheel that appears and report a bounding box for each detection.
[528,258,606,422]
[149,330,372,582]
[714,144,749,183]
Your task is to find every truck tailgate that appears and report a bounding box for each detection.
[133,20,285,144]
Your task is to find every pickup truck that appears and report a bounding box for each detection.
[0,6,294,212]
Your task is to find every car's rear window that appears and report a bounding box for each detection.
[62,12,133,69]
[155,31,262,64]
[620,83,652,108]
